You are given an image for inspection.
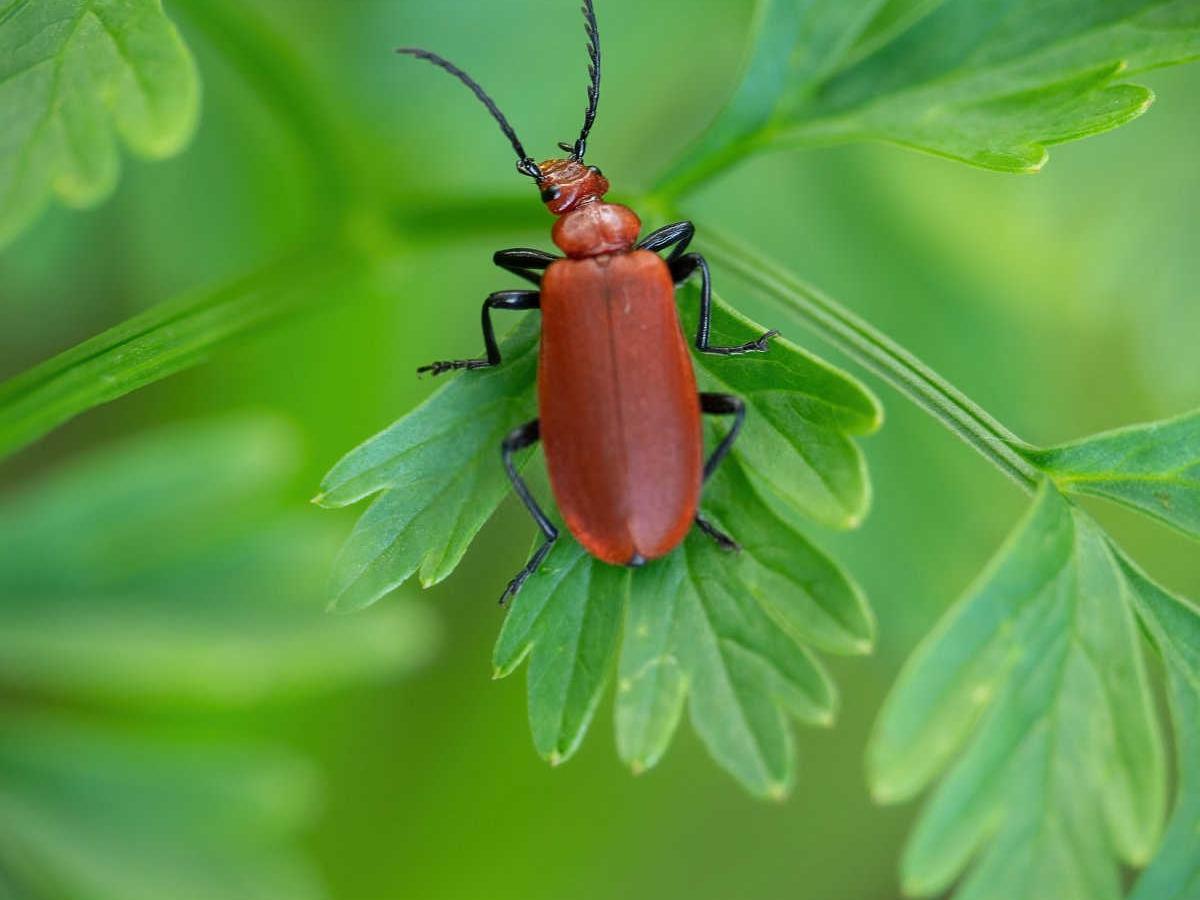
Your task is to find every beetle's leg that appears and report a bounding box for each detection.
[638,221,694,263]
[494,248,558,286]
[672,253,780,355]
[418,290,539,376]
[699,392,746,482]
[695,515,740,552]
[500,419,558,607]
[694,392,747,552]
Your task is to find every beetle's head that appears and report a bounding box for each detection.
[535,157,609,216]
[398,1,607,213]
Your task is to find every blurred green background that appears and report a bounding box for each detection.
[2,1,1198,898]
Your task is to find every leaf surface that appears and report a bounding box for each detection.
[1023,408,1200,540]
[0,416,434,899]
[317,315,540,610]
[657,0,1200,194]
[0,0,200,246]
[1123,560,1200,900]
[869,483,1166,900]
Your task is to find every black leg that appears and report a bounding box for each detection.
[638,220,694,263]
[695,514,740,553]
[494,248,558,286]
[694,392,748,552]
[500,420,558,607]
[699,393,746,482]
[418,290,539,376]
[671,253,779,356]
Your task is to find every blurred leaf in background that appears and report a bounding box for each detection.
[0,0,201,248]
[0,416,435,899]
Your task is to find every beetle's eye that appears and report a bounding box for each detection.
[588,165,603,177]
[541,186,562,203]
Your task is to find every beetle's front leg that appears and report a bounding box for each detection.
[671,253,779,356]
[417,290,539,376]
[494,248,558,285]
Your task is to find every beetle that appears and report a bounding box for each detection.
[399,0,777,605]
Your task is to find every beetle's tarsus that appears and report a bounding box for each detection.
[417,358,493,377]
[702,329,779,357]
[696,514,740,553]
[753,329,781,351]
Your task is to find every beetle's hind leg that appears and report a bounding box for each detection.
[499,419,558,607]
[418,290,539,376]
[694,392,747,553]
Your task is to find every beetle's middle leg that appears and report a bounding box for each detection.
[418,290,539,376]
[640,221,780,356]
[672,253,779,356]
[500,419,559,607]
[695,392,746,552]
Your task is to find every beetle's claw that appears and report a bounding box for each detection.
[498,577,523,608]
[715,533,741,553]
[752,329,780,352]
[417,359,491,378]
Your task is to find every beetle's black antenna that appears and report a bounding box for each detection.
[396,47,542,179]
[570,0,601,161]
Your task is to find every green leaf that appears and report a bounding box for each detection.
[317,314,540,611]
[1022,407,1200,540]
[656,0,1200,197]
[0,0,200,247]
[326,286,878,793]
[684,284,882,529]
[0,716,322,900]
[617,530,836,799]
[869,483,1166,900]
[0,416,434,899]
[493,540,629,765]
[0,415,434,705]
[614,449,865,797]
[1122,559,1200,900]
[0,247,360,462]
[494,446,872,793]
[656,0,887,196]
[781,0,1200,172]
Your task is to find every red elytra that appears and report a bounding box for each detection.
[399,1,778,604]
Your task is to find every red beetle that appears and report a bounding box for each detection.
[399,0,777,603]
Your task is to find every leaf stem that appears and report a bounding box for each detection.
[0,246,359,460]
[698,226,1041,492]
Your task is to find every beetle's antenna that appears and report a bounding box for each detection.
[396,47,542,179]
[570,0,601,161]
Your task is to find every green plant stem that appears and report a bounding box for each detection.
[698,226,1042,492]
[0,247,359,460]
[653,133,769,204]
